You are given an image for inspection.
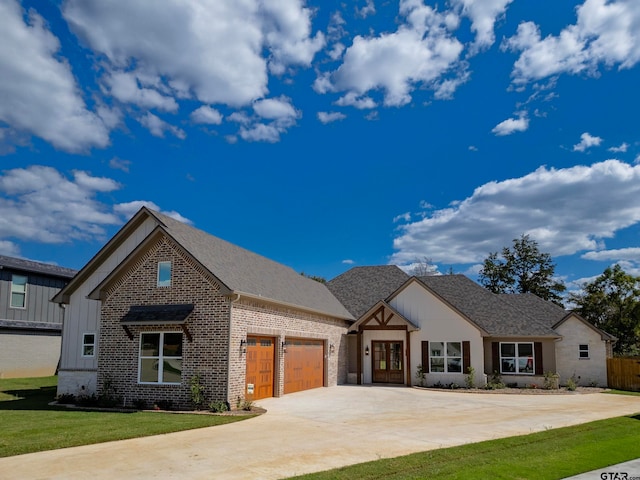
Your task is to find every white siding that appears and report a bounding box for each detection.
[554,315,608,387]
[389,281,486,387]
[58,217,158,395]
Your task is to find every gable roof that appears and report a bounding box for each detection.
[416,275,559,337]
[500,293,616,341]
[0,255,76,280]
[326,265,409,319]
[57,207,353,320]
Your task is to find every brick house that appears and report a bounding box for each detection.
[54,207,614,409]
[53,207,352,408]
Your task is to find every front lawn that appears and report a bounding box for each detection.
[0,376,252,458]
[293,414,640,480]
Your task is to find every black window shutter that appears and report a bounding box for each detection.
[463,341,471,372]
[492,342,499,373]
[534,342,543,375]
[421,341,429,371]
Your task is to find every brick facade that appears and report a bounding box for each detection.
[97,233,351,410]
[97,236,231,410]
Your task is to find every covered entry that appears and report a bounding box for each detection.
[245,336,275,400]
[284,338,325,394]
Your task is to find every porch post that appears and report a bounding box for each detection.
[357,328,362,385]
[405,329,411,386]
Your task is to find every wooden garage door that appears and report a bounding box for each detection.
[284,338,324,394]
[245,336,274,400]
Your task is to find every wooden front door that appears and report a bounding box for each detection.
[372,341,404,384]
[245,336,274,400]
[284,338,324,394]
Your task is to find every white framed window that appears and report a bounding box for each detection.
[500,342,534,374]
[157,261,172,287]
[139,332,183,384]
[82,333,96,357]
[10,274,27,309]
[579,344,589,359]
[429,341,462,373]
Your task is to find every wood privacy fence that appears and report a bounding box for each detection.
[607,357,640,391]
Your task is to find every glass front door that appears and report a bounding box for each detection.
[372,341,404,383]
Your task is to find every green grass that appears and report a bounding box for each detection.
[293,414,640,480]
[604,389,640,397]
[0,376,253,458]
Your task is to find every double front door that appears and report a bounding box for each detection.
[372,341,404,384]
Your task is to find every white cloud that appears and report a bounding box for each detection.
[581,247,640,261]
[0,0,109,153]
[190,106,223,125]
[504,0,640,84]
[0,240,21,257]
[113,201,192,224]
[139,113,186,139]
[104,71,178,112]
[573,132,602,152]
[608,142,629,153]
[356,0,376,19]
[253,96,299,121]
[342,259,355,265]
[322,1,464,107]
[109,157,131,173]
[317,111,346,124]
[450,0,514,52]
[239,123,281,143]
[393,212,412,223]
[0,166,121,247]
[390,160,640,265]
[492,114,529,136]
[335,92,377,109]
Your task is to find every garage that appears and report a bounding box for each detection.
[284,338,325,394]
[245,336,275,400]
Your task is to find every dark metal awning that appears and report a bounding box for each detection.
[120,304,194,325]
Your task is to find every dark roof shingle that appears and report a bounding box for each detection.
[0,255,77,279]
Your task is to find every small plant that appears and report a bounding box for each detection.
[566,374,578,391]
[486,371,505,390]
[209,400,229,413]
[433,380,445,389]
[190,374,206,410]
[76,394,99,407]
[465,366,476,389]
[415,364,426,386]
[543,371,560,390]
[241,399,254,411]
[98,374,123,407]
[236,396,243,409]
[448,383,460,390]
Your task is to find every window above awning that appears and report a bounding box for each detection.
[120,304,194,325]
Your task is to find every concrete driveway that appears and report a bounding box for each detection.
[1,386,639,479]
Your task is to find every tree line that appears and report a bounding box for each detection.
[478,234,640,356]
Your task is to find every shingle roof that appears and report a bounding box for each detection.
[0,255,76,279]
[417,275,559,337]
[326,266,409,318]
[149,210,353,320]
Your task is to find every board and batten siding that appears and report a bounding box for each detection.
[389,280,486,386]
[0,271,67,325]
[58,216,160,396]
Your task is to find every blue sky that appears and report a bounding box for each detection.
[1,0,640,293]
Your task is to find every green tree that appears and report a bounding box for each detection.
[479,234,566,305]
[569,264,640,356]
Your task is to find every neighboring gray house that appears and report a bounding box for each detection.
[328,267,615,388]
[0,255,76,378]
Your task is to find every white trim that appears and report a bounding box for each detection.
[138,331,182,385]
[499,341,535,375]
[578,344,590,359]
[157,261,172,287]
[82,332,96,357]
[9,274,28,309]
[428,341,462,374]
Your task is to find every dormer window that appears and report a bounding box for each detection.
[157,261,172,287]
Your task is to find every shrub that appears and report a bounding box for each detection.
[190,374,206,410]
[56,393,76,404]
[486,371,505,390]
[566,375,578,391]
[132,398,147,410]
[209,400,229,413]
[154,399,173,411]
[465,366,476,389]
[543,371,560,390]
[241,399,253,411]
[415,364,426,386]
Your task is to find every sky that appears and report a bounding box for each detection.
[1,0,640,294]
